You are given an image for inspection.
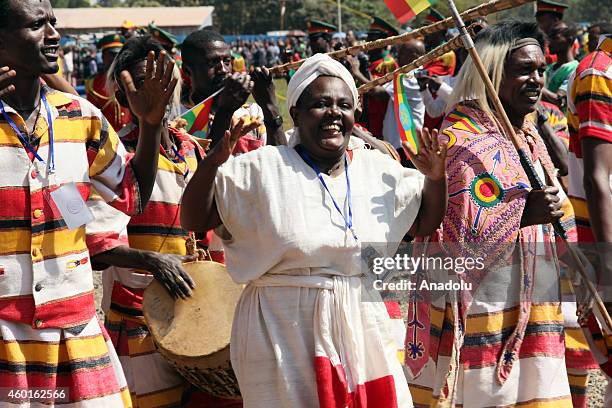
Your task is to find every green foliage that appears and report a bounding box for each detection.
[50,0,91,7]
[51,0,610,32]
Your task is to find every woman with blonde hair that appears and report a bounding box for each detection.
[406,21,584,407]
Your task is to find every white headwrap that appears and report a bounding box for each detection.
[284,53,359,146]
[287,53,358,112]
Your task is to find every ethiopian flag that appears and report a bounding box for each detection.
[393,73,419,154]
[384,0,432,24]
[179,91,218,139]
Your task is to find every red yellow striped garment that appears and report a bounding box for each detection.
[0,86,139,405]
[87,124,202,407]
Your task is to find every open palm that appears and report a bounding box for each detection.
[0,66,16,98]
[208,116,261,166]
[403,128,448,181]
[120,50,178,127]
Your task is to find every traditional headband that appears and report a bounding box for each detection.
[510,38,541,51]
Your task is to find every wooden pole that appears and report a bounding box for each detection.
[358,32,466,94]
[269,0,534,75]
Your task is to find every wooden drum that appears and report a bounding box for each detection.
[143,261,243,399]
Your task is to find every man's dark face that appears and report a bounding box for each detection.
[499,45,546,122]
[102,47,121,73]
[366,32,386,60]
[536,13,559,35]
[424,32,445,52]
[548,23,570,55]
[310,35,330,54]
[184,40,231,104]
[588,26,602,53]
[0,0,60,78]
[116,59,147,109]
[398,39,425,66]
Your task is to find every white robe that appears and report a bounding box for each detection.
[214,137,424,407]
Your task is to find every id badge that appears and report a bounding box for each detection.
[50,182,93,230]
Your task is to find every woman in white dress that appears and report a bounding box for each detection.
[181,53,448,408]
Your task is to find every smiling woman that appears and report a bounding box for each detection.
[407,21,595,408]
[180,53,449,408]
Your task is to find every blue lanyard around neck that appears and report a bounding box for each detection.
[170,145,189,178]
[0,88,55,174]
[296,145,357,241]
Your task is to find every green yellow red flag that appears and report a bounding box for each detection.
[383,0,432,24]
[393,73,419,154]
[179,88,223,138]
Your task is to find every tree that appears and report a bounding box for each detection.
[51,0,91,7]
[50,0,609,32]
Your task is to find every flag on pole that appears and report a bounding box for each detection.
[178,88,222,138]
[393,73,419,154]
[383,0,432,24]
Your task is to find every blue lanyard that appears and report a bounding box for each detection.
[0,89,54,173]
[170,145,189,178]
[296,145,357,241]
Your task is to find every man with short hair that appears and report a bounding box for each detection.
[0,0,177,405]
[307,20,336,55]
[542,22,578,106]
[567,28,612,406]
[587,22,612,53]
[357,17,400,140]
[535,0,569,63]
[181,28,284,151]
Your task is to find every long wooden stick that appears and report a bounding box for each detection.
[268,0,534,75]
[446,0,612,332]
[358,32,466,94]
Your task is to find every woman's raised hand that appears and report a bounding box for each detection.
[120,51,178,127]
[403,128,448,181]
[208,116,261,166]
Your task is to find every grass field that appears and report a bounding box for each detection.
[248,78,292,132]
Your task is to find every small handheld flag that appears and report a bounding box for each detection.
[393,73,419,154]
[178,88,223,138]
[383,0,432,24]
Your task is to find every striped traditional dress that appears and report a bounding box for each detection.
[86,124,201,408]
[406,103,576,407]
[567,35,612,406]
[532,100,599,407]
[0,86,138,406]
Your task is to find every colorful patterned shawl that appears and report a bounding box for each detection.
[406,102,563,389]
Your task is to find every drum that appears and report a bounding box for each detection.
[143,261,243,399]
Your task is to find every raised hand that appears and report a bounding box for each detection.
[208,116,261,166]
[217,72,254,113]
[251,67,277,110]
[0,66,16,98]
[403,128,448,181]
[120,50,178,127]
